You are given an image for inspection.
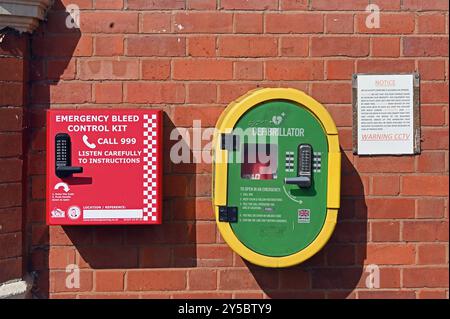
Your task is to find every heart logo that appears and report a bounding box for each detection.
[272,115,283,125]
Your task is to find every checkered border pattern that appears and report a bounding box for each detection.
[143,114,158,221]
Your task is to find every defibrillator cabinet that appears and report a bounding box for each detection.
[213,88,341,268]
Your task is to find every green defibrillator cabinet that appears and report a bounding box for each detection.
[213,88,341,268]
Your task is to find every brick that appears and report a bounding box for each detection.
[50,270,93,293]
[188,269,217,290]
[141,13,171,33]
[0,158,22,183]
[141,60,171,80]
[47,83,91,104]
[371,221,400,242]
[0,57,23,81]
[418,60,446,80]
[174,12,232,33]
[311,0,369,10]
[417,198,446,219]
[418,244,447,265]
[0,258,22,283]
[371,175,400,195]
[375,0,401,10]
[0,83,23,107]
[402,0,449,11]
[191,174,211,196]
[0,133,22,157]
[195,245,233,267]
[357,59,415,73]
[421,83,449,104]
[326,14,354,34]
[218,36,277,57]
[0,107,23,131]
[359,291,416,299]
[95,271,124,292]
[139,246,171,267]
[372,37,400,57]
[418,13,447,34]
[31,175,45,200]
[218,83,261,103]
[79,59,138,80]
[173,59,233,80]
[326,245,356,266]
[403,268,449,288]
[311,268,364,289]
[187,0,216,10]
[234,13,263,33]
[80,12,138,33]
[127,0,185,9]
[402,176,449,196]
[337,127,354,151]
[127,270,186,291]
[49,226,93,246]
[280,37,308,57]
[418,290,448,299]
[266,14,324,33]
[0,207,21,234]
[403,221,449,242]
[48,247,75,269]
[125,83,185,104]
[94,36,124,56]
[356,157,414,173]
[365,198,415,219]
[266,60,324,80]
[126,36,185,57]
[280,0,309,10]
[326,105,352,126]
[364,244,415,265]
[326,60,354,80]
[279,269,310,289]
[219,269,277,290]
[162,175,190,197]
[31,129,45,151]
[311,37,369,57]
[0,232,21,259]
[33,35,93,57]
[417,152,446,173]
[422,128,449,150]
[47,59,76,80]
[234,61,263,80]
[186,84,217,104]
[311,83,352,103]
[220,0,277,10]
[356,13,415,34]
[187,37,216,57]
[94,0,123,9]
[94,82,122,103]
[403,37,449,57]
[77,247,138,268]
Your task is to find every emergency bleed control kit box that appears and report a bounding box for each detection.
[46,109,162,225]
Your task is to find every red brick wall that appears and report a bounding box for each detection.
[24,0,449,298]
[0,31,28,284]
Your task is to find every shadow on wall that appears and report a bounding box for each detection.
[28,0,81,298]
[249,151,368,298]
[64,113,198,270]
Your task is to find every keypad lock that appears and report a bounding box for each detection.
[55,133,83,178]
[284,144,312,188]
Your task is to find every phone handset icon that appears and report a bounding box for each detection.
[82,135,97,149]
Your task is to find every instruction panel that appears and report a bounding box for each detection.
[355,74,418,155]
[46,109,162,225]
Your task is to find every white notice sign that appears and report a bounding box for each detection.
[356,74,415,155]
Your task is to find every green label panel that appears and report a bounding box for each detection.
[227,100,329,257]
